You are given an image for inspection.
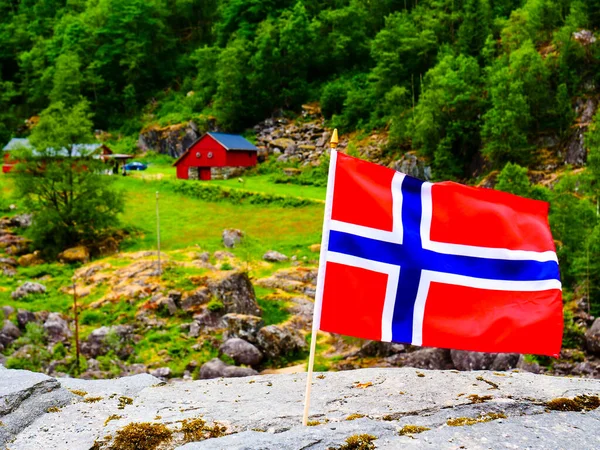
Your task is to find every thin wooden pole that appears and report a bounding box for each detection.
[73,282,81,376]
[156,191,161,275]
[302,327,318,426]
[303,132,338,426]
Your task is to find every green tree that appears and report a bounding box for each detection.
[495,162,549,200]
[409,53,485,180]
[49,52,82,105]
[213,36,251,130]
[458,0,492,58]
[13,101,124,257]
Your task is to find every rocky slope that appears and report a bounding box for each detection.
[2,366,599,450]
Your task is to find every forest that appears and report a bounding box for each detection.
[1,0,600,315]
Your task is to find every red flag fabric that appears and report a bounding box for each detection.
[313,151,563,357]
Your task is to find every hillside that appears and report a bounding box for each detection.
[0,0,600,399]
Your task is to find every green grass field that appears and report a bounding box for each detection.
[114,176,324,257]
[127,162,326,201]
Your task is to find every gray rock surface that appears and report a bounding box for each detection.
[450,350,519,371]
[199,358,258,379]
[256,325,306,360]
[0,320,21,347]
[222,228,243,248]
[4,367,600,450]
[222,313,264,343]
[80,325,134,358]
[43,312,72,343]
[0,369,73,447]
[16,309,36,329]
[11,281,46,299]
[586,318,600,356]
[262,251,289,262]
[220,338,263,367]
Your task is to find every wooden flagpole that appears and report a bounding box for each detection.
[302,129,339,426]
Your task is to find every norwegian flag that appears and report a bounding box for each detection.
[314,151,563,357]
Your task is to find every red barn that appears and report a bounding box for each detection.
[173,132,258,181]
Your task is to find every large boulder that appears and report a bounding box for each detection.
[586,318,600,356]
[80,325,134,359]
[138,120,202,158]
[220,338,263,367]
[43,313,72,343]
[16,310,36,329]
[450,350,497,371]
[256,325,306,360]
[17,251,44,267]
[58,246,90,264]
[11,282,46,300]
[450,350,520,372]
[392,348,455,370]
[222,314,264,343]
[0,257,17,277]
[0,320,21,348]
[182,272,260,316]
[263,251,289,262]
[222,228,244,248]
[199,358,258,379]
[207,272,261,316]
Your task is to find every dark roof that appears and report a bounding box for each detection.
[2,138,104,157]
[3,138,32,152]
[207,133,258,151]
[173,132,258,166]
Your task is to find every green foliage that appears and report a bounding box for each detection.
[257,297,290,326]
[13,101,124,257]
[408,53,485,180]
[165,179,320,208]
[496,162,549,201]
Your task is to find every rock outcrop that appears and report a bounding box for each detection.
[2,367,600,450]
[587,318,600,356]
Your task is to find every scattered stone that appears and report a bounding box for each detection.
[309,244,321,253]
[43,313,72,343]
[189,321,201,338]
[2,306,15,319]
[199,358,258,379]
[8,214,32,228]
[150,367,171,379]
[222,229,244,248]
[58,246,90,264]
[263,251,289,262]
[17,251,44,267]
[213,250,235,260]
[392,348,454,370]
[256,325,306,360]
[192,310,223,329]
[586,318,600,356]
[222,314,264,343]
[220,338,263,367]
[81,325,134,359]
[351,341,405,359]
[16,310,36,329]
[491,353,520,371]
[11,281,46,300]
[451,350,497,371]
[0,320,21,347]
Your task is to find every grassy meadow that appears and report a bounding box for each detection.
[0,165,326,376]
